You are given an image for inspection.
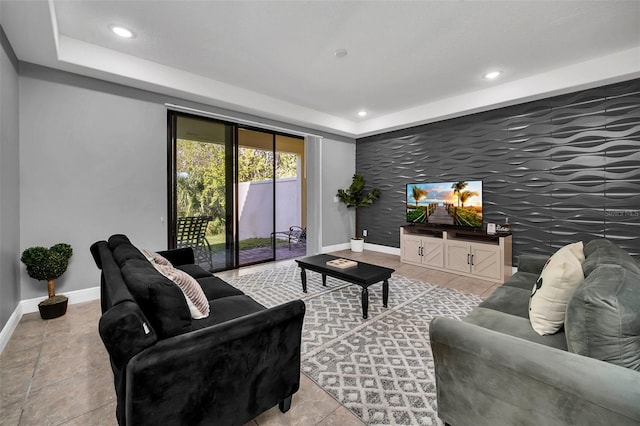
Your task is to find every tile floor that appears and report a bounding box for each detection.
[0,250,499,425]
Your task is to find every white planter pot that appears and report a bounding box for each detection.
[350,238,364,252]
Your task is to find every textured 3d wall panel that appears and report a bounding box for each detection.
[357,79,640,262]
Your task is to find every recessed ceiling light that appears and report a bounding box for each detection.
[110,25,134,38]
[357,110,368,117]
[484,71,502,80]
[334,48,348,58]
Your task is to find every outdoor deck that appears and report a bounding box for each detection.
[200,242,307,271]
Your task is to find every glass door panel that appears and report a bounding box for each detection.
[173,114,235,271]
[274,135,306,260]
[237,128,275,265]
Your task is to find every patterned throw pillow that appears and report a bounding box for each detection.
[153,263,210,319]
[143,249,173,267]
[529,241,585,335]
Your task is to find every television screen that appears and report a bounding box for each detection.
[406,180,483,228]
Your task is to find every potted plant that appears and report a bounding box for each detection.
[336,174,381,252]
[20,243,73,319]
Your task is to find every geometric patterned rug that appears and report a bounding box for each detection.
[227,264,483,425]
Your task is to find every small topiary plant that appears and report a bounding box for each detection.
[21,243,73,304]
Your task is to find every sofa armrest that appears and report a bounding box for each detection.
[99,301,158,369]
[516,254,548,275]
[157,247,194,266]
[429,316,640,426]
[125,300,306,426]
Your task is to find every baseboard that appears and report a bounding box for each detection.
[19,286,101,314]
[0,304,23,354]
[321,242,401,256]
[321,242,351,253]
[364,243,401,256]
[0,286,100,354]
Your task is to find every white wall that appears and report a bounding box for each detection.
[15,63,356,303]
[0,24,21,328]
[19,64,167,300]
[321,138,356,247]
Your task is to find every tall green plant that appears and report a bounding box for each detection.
[21,243,73,299]
[336,174,381,240]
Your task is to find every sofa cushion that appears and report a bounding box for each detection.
[120,259,192,338]
[479,286,531,319]
[565,265,640,371]
[198,276,245,300]
[464,307,568,350]
[529,242,584,336]
[153,263,210,319]
[501,271,539,291]
[176,263,214,279]
[583,239,640,277]
[112,244,148,267]
[191,295,266,330]
[107,234,133,250]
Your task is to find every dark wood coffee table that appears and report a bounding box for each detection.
[295,254,395,319]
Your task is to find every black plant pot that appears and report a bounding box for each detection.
[38,295,68,320]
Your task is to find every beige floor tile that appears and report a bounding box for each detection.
[316,406,366,426]
[0,317,45,357]
[1,396,24,425]
[0,357,36,403]
[254,375,341,425]
[19,368,116,425]
[442,275,495,296]
[62,401,118,426]
[1,249,492,425]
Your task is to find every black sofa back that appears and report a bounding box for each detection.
[91,234,306,425]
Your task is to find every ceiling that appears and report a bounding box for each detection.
[2,1,640,138]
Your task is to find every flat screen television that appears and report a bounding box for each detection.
[406,180,483,228]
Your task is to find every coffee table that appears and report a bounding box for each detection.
[295,254,395,319]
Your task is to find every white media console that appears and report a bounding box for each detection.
[400,226,512,283]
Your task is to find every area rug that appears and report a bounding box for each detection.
[227,265,483,425]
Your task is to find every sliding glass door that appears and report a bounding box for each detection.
[237,128,275,264]
[168,111,305,271]
[169,113,235,271]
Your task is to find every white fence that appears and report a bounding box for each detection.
[237,177,302,240]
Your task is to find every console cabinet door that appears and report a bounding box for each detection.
[422,238,444,267]
[401,235,423,264]
[445,241,472,273]
[470,243,501,281]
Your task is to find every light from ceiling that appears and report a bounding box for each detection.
[484,70,502,80]
[109,25,135,38]
[357,110,368,117]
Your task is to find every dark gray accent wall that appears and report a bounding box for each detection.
[357,79,640,262]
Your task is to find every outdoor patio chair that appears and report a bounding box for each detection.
[273,226,307,249]
[177,216,213,269]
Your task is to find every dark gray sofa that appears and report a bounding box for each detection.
[429,239,640,426]
[90,234,306,426]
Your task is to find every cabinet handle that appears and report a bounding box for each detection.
[467,253,470,265]
[470,254,474,265]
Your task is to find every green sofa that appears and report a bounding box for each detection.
[429,239,640,426]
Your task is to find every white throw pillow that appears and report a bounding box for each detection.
[529,242,585,335]
[143,249,173,267]
[153,263,210,319]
